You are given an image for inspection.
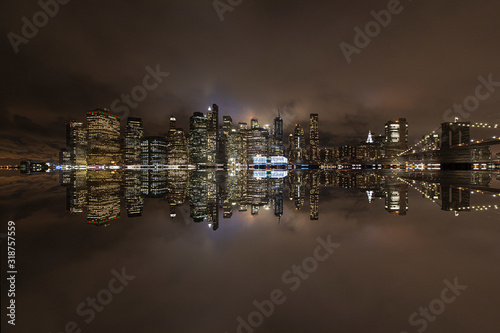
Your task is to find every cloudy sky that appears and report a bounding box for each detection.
[2,0,500,163]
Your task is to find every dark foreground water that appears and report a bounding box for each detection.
[1,169,499,333]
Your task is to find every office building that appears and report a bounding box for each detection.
[384,118,408,158]
[166,116,189,165]
[124,117,144,165]
[189,112,208,165]
[141,136,168,166]
[271,115,284,156]
[246,118,270,163]
[309,113,319,163]
[66,121,87,166]
[220,115,233,164]
[87,109,121,165]
[206,104,219,164]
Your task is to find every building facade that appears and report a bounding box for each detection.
[124,117,144,165]
[87,109,121,165]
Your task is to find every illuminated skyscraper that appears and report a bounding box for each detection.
[309,113,319,163]
[206,104,219,164]
[271,115,284,156]
[189,112,208,165]
[124,117,144,165]
[246,118,270,163]
[384,118,408,157]
[140,136,167,166]
[220,115,233,164]
[207,104,219,135]
[166,116,189,165]
[66,121,87,166]
[291,124,305,163]
[226,124,248,167]
[87,109,121,165]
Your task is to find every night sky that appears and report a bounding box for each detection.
[2,0,500,164]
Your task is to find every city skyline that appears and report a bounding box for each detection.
[4,1,500,165]
[7,105,499,171]
[3,2,500,333]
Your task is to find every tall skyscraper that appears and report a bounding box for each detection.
[206,105,219,164]
[207,104,219,134]
[220,115,233,164]
[226,123,247,167]
[166,116,189,165]
[291,124,305,163]
[66,121,87,165]
[246,118,270,163]
[384,118,408,158]
[124,117,144,165]
[189,112,208,165]
[309,113,319,163]
[87,109,121,165]
[222,116,233,135]
[271,115,284,156]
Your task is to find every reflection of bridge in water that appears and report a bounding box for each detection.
[397,171,500,213]
[383,121,500,167]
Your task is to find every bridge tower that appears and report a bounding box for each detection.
[441,121,470,149]
[441,185,470,212]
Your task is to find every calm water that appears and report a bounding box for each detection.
[1,169,499,333]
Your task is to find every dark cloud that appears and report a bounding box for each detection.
[2,0,500,163]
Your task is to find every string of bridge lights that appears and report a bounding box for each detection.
[398,122,500,157]
[456,204,500,211]
[398,178,440,204]
[399,178,500,212]
[398,128,439,156]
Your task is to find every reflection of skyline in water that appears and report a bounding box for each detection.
[59,170,500,228]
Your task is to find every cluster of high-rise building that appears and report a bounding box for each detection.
[317,118,411,164]
[60,106,326,167]
[60,107,416,168]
